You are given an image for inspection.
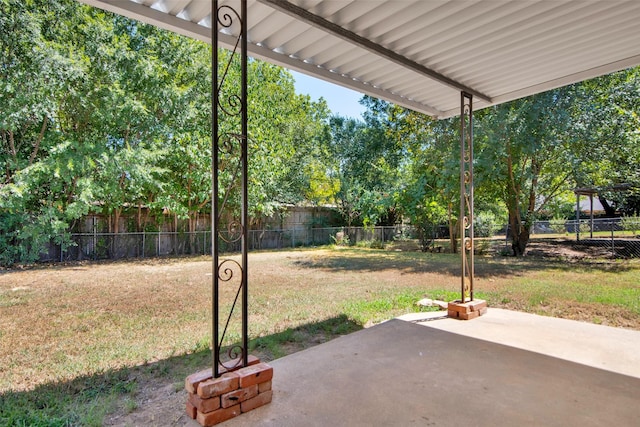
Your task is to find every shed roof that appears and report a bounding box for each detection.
[78,0,640,118]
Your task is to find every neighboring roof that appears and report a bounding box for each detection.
[579,196,605,213]
[575,184,634,195]
[78,0,640,119]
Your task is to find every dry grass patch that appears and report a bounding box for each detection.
[0,258,212,393]
[1,248,639,425]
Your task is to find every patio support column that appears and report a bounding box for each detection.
[187,4,272,423]
[459,92,474,303]
[211,0,249,378]
[448,92,484,319]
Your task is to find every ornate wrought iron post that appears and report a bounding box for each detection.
[460,92,474,303]
[212,0,248,378]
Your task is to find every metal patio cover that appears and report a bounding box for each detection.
[78,0,640,118]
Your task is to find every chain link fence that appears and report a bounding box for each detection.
[247,225,405,250]
[528,217,640,258]
[41,226,414,262]
[40,218,640,262]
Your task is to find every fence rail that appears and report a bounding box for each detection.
[40,218,640,263]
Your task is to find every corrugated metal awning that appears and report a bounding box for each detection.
[78,0,640,118]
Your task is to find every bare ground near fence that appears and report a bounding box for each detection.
[522,238,640,259]
[389,235,640,260]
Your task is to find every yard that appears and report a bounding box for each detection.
[1,246,639,425]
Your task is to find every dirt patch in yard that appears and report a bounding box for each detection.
[523,239,618,260]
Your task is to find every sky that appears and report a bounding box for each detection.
[290,70,367,119]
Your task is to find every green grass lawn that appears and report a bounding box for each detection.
[1,247,638,425]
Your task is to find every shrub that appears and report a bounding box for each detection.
[474,211,500,238]
[332,231,350,246]
[621,215,640,235]
[355,239,385,249]
[549,216,567,234]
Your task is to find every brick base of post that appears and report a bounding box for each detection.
[185,356,273,426]
[448,299,487,320]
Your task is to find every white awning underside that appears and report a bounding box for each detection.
[78,0,640,118]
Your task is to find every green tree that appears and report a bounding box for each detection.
[247,60,331,221]
[212,50,333,229]
[327,116,366,227]
[1,2,212,261]
[2,0,335,265]
[475,89,574,256]
[569,67,640,216]
[327,97,418,229]
[1,0,90,263]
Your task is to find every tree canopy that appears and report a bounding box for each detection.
[2,0,638,264]
[323,69,638,256]
[0,0,330,264]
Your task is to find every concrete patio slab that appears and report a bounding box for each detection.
[212,310,640,427]
[399,308,640,379]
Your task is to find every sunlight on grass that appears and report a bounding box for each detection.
[342,289,444,325]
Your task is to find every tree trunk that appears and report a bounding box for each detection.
[598,196,616,217]
[188,212,197,254]
[7,130,16,159]
[509,213,530,256]
[448,203,458,254]
[137,204,143,232]
[29,116,48,165]
[113,209,121,234]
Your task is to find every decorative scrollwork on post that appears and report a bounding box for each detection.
[220,345,244,371]
[216,259,244,369]
[460,92,474,303]
[218,220,244,243]
[212,0,248,378]
[216,6,244,117]
[218,258,242,283]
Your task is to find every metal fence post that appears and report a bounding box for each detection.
[611,220,615,256]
